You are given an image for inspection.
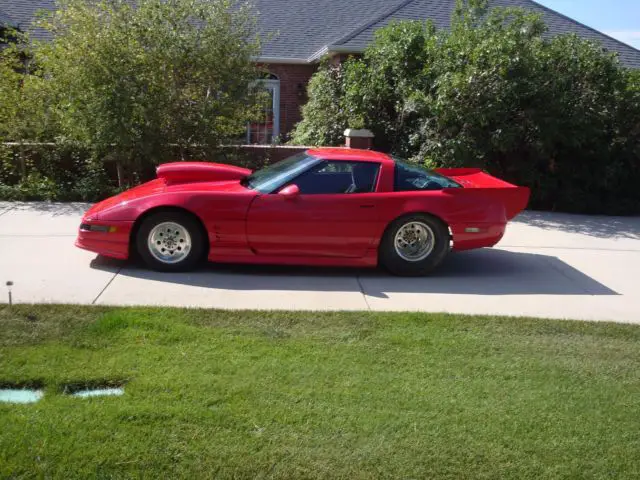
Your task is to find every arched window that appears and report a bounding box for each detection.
[247,73,280,144]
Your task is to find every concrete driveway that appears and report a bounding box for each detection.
[1,201,639,323]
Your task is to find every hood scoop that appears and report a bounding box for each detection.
[157,162,252,185]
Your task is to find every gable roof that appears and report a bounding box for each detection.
[1,0,639,68]
[330,0,640,68]
[253,0,403,62]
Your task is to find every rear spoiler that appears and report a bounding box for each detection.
[436,168,530,220]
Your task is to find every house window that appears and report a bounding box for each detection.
[247,74,280,144]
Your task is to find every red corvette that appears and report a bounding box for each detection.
[76,148,530,276]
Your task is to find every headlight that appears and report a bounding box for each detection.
[80,223,117,233]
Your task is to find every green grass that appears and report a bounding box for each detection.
[1,305,639,479]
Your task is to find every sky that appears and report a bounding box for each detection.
[535,0,640,49]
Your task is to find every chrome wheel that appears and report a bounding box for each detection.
[393,221,435,262]
[147,222,192,265]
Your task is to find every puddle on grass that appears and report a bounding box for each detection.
[0,389,44,404]
[63,380,126,399]
[72,387,124,398]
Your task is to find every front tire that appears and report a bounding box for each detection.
[379,214,449,276]
[136,211,205,272]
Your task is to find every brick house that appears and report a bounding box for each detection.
[3,0,640,144]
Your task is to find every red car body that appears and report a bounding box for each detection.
[76,148,530,268]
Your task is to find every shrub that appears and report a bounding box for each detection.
[0,143,300,202]
[292,0,640,215]
[0,143,117,202]
[0,0,264,188]
[290,61,353,147]
[0,30,56,143]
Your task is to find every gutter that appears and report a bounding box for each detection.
[254,45,364,65]
[306,45,364,63]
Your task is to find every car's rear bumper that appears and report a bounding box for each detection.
[75,221,134,260]
[450,223,506,251]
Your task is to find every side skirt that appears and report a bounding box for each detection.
[208,248,378,268]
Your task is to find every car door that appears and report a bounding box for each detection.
[246,160,382,258]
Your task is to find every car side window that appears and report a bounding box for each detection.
[393,159,461,191]
[286,161,380,195]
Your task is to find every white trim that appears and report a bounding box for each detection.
[269,79,281,141]
[306,46,329,62]
[247,78,280,144]
[255,46,364,65]
[306,45,364,63]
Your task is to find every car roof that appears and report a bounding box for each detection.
[307,148,392,164]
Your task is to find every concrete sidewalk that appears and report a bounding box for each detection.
[1,201,639,323]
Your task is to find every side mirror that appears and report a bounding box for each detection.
[279,184,300,200]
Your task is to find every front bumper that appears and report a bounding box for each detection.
[75,220,134,260]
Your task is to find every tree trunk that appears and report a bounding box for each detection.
[116,162,125,188]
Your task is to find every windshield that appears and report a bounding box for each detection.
[243,152,322,193]
[393,157,461,191]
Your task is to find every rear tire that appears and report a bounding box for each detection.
[380,214,449,276]
[136,211,206,272]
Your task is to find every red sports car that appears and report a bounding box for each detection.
[76,148,529,276]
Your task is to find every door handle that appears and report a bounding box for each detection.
[359,204,375,209]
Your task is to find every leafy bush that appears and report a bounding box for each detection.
[0,0,264,189]
[291,0,640,215]
[290,62,353,147]
[0,144,117,201]
[0,143,301,202]
[0,31,56,143]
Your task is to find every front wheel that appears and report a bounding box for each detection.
[379,214,449,276]
[136,211,206,272]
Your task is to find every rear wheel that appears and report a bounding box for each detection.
[380,214,449,276]
[136,211,205,272]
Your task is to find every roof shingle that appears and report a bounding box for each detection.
[336,0,640,68]
[0,9,17,27]
[1,0,638,68]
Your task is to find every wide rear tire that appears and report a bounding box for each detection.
[136,211,206,272]
[379,214,449,276]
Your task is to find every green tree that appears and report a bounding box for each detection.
[35,0,262,185]
[0,29,54,142]
[289,60,351,146]
[292,0,640,214]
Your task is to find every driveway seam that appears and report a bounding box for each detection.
[91,267,122,305]
[356,275,372,311]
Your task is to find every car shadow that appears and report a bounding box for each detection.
[514,211,640,240]
[90,248,619,297]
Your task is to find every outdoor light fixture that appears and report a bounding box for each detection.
[6,281,13,306]
[296,83,305,98]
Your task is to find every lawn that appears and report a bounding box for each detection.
[1,305,639,479]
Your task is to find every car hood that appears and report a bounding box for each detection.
[83,163,254,221]
[83,179,167,221]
